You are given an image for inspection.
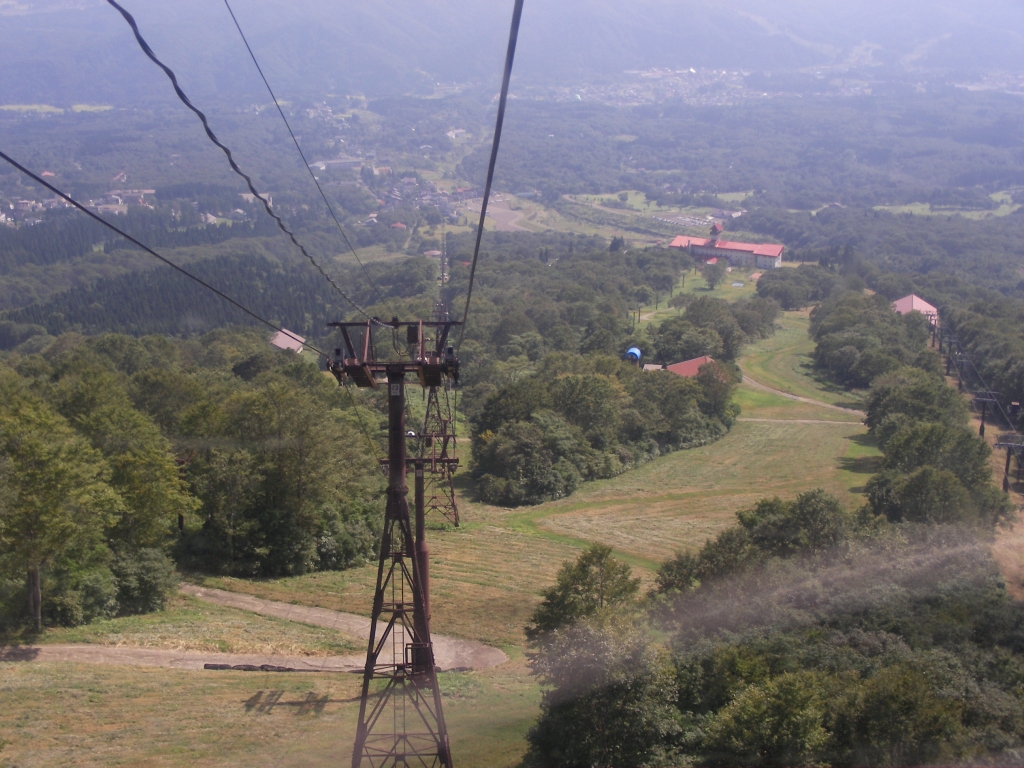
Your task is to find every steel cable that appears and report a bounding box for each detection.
[220,0,394,316]
[105,0,383,326]
[455,0,525,349]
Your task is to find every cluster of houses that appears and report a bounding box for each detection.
[2,195,72,226]
[355,174,477,224]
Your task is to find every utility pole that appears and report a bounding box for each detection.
[975,392,1000,438]
[995,440,1024,493]
[329,318,458,768]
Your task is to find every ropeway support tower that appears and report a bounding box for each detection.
[420,301,460,527]
[328,318,459,768]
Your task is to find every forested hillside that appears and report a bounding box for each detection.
[0,329,383,632]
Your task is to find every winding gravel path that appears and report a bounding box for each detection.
[0,586,507,673]
[741,374,865,416]
[179,585,507,672]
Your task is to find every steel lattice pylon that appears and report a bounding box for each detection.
[420,384,459,527]
[328,319,457,768]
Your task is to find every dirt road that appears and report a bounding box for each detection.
[0,643,363,672]
[741,374,865,416]
[180,585,507,672]
[0,586,507,673]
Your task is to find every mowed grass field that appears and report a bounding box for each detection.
[1,311,878,767]
[0,659,538,768]
[18,594,360,657]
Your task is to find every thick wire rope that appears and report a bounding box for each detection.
[0,150,383,463]
[220,0,394,316]
[455,0,525,350]
[104,0,383,326]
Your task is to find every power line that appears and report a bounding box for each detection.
[0,149,383,461]
[104,0,382,326]
[456,0,525,349]
[1,149,322,355]
[220,0,394,315]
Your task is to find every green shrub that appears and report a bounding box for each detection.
[42,565,118,627]
[110,549,178,615]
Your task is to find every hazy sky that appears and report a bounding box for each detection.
[2,0,1023,104]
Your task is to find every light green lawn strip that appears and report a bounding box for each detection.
[740,312,865,408]
[29,594,358,656]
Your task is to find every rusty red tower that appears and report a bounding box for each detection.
[328,318,459,768]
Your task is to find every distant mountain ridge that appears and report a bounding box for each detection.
[1,0,1023,105]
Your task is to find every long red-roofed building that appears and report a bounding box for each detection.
[669,225,784,269]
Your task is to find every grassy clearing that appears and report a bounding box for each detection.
[8,282,882,765]
[193,508,577,649]
[733,385,862,422]
[0,104,63,114]
[15,594,359,657]
[0,659,538,767]
[524,419,871,564]
[739,311,865,409]
[194,308,872,648]
[873,191,1021,219]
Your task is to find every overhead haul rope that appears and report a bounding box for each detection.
[105,0,384,326]
[0,150,383,463]
[221,0,394,316]
[455,0,525,350]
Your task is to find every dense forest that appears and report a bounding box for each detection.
[460,90,1024,209]
[0,228,780,630]
[0,329,383,632]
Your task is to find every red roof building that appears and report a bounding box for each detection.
[670,226,784,269]
[270,329,305,353]
[891,294,938,324]
[665,355,716,378]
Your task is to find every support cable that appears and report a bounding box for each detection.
[221,0,394,315]
[105,0,383,326]
[0,150,382,462]
[455,0,524,349]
